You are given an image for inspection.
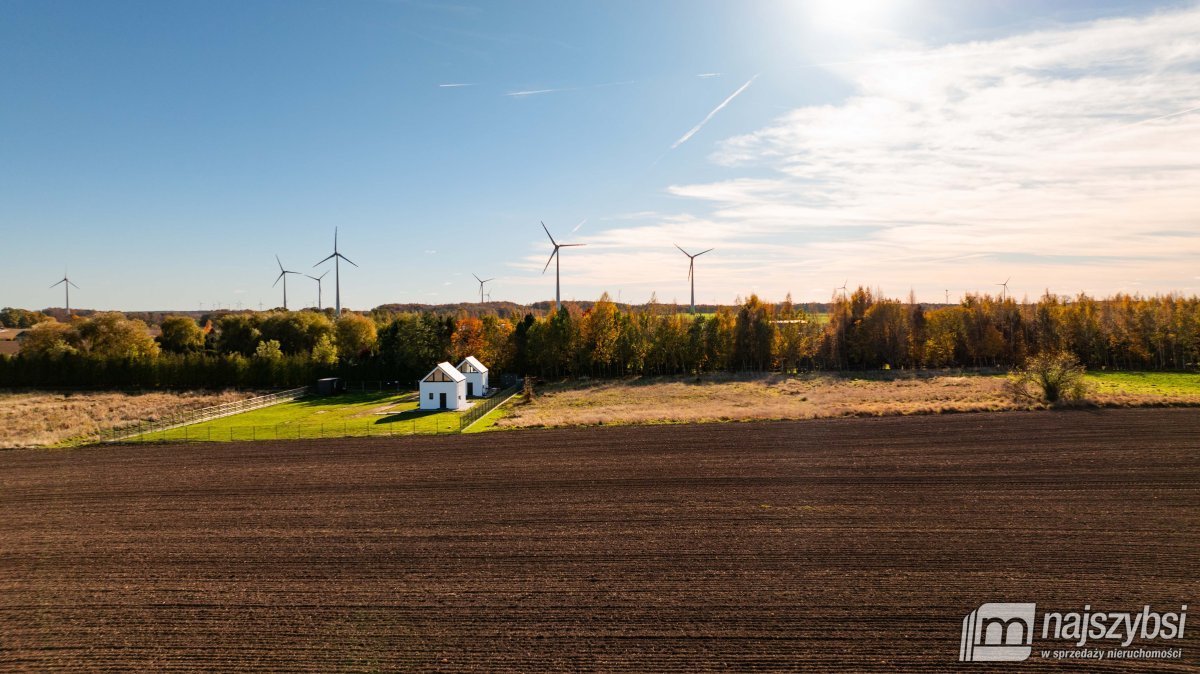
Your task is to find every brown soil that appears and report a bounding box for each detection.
[1,409,1197,671]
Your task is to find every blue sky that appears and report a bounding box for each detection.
[2,0,1197,311]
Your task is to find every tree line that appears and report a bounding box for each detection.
[1,289,1197,389]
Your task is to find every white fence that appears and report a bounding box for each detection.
[98,386,310,443]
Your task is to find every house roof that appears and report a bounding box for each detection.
[422,361,465,383]
[457,355,489,373]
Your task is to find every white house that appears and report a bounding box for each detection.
[419,362,467,410]
[456,355,489,397]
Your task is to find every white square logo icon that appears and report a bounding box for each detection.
[960,603,1037,662]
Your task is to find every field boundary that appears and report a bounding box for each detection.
[459,384,521,433]
[97,387,310,444]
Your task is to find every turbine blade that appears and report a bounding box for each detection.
[541,221,556,246]
[696,248,714,256]
[314,253,336,267]
[50,279,64,288]
[473,273,482,283]
[273,271,284,287]
[69,280,80,289]
[483,278,494,283]
[276,254,284,271]
[688,262,693,281]
[337,253,359,267]
[542,249,557,274]
[559,243,585,247]
[675,243,691,257]
[334,227,339,252]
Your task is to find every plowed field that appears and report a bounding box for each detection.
[2,409,1197,671]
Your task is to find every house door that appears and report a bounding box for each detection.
[439,392,447,409]
[467,382,474,397]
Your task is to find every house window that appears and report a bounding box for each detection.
[428,393,433,400]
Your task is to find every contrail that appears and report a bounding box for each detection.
[1103,104,1200,134]
[438,83,474,88]
[571,218,587,233]
[671,75,758,149]
[506,80,636,97]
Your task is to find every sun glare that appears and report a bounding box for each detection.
[806,0,905,34]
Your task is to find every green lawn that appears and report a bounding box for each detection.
[1085,371,1200,397]
[135,391,465,442]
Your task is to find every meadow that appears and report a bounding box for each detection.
[0,390,254,448]
[133,391,463,442]
[493,371,1200,430]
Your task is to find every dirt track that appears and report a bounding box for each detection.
[2,409,1198,671]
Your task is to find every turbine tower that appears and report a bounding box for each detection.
[473,273,494,304]
[307,270,329,310]
[674,244,713,314]
[50,271,79,316]
[540,221,585,311]
[273,255,302,310]
[315,228,358,318]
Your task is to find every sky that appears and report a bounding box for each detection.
[1,0,1198,311]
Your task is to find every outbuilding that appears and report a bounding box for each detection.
[456,355,489,397]
[419,362,467,410]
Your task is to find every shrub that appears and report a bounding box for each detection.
[1007,350,1087,404]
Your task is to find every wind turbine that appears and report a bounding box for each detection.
[674,244,713,314]
[835,280,848,299]
[50,271,79,315]
[540,221,585,310]
[996,277,1011,301]
[473,274,494,304]
[314,227,358,318]
[273,255,302,310]
[307,270,329,310]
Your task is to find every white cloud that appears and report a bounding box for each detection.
[507,7,1200,303]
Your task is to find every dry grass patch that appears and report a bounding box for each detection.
[0,390,256,448]
[497,373,1022,429]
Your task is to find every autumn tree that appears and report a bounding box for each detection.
[451,316,486,363]
[733,294,773,370]
[580,293,621,375]
[19,320,80,358]
[159,315,205,354]
[216,314,262,356]
[77,313,160,359]
[336,312,378,361]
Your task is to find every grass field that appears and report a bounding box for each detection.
[0,390,255,448]
[135,391,465,442]
[1086,370,1200,397]
[493,371,1200,430]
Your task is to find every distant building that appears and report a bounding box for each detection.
[419,362,466,410]
[456,356,489,397]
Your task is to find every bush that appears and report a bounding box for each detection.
[1007,350,1087,404]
